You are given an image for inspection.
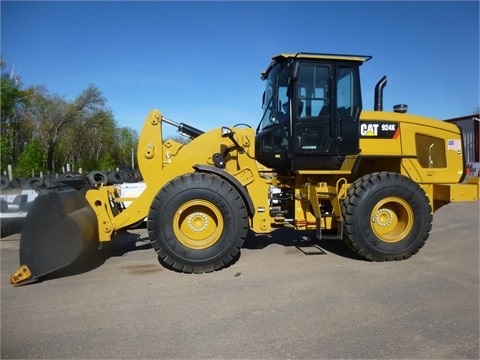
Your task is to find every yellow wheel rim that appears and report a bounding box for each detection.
[371,196,414,243]
[173,199,224,249]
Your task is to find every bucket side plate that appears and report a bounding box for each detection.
[11,189,99,285]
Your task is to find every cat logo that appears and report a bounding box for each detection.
[360,123,379,136]
[359,121,399,139]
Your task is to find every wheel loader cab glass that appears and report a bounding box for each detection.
[258,64,290,131]
[255,62,292,170]
[336,67,360,118]
[256,57,363,171]
[296,64,330,120]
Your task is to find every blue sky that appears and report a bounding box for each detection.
[1,1,479,138]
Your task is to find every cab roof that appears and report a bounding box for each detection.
[262,52,372,79]
[273,52,372,63]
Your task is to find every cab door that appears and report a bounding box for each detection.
[291,63,361,171]
[335,66,361,156]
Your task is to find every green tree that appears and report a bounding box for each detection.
[0,59,37,170]
[16,139,45,177]
[98,152,117,172]
[68,109,118,171]
[1,59,141,175]
[30,85,106,172]
[117,127,139,168]
[0,135,11,171]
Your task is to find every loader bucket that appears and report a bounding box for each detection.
[10,188,99,285]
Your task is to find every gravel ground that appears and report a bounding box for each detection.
[1,201,479,359]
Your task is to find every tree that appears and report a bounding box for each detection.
[69,109,118,171]
[0,60,37,170]
[1,60,140,175]
[30,85,106,172]
[0,134,11,172]
[117,127,139,168]
[16,139,45,177]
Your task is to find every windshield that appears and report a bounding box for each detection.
[257,64,290,132]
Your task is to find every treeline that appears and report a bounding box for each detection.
[1,58,139,179]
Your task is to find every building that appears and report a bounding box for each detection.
[444,113,480,175]
[444,113,479,164]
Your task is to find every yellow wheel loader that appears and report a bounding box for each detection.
[11,53,480,285]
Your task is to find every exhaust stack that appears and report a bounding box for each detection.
[374,75,387,111]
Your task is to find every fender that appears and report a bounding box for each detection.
[193,164,255,217]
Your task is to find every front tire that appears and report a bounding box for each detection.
[148,173,249,273]
[342,172,432,261]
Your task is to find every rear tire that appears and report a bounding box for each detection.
[342,172,432,261]
[148,173,249,273]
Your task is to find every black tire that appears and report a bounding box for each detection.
[148,172,249,273]
[20,177,34,189]
[87,171,109,186]
[0,176,10,190]
[342,172,432,261]
[43,175,55,188]
[29,177,44,189]
[121,170,141,183]
[108,171,124,184]
[59,171,77,180]
[133,169,143,182]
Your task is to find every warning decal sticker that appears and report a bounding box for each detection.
[447,139,462,151]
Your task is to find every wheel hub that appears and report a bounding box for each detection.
[173,200,224,249]
[188,212,208,232]
[372,208,393,227]
[371,196,414,243]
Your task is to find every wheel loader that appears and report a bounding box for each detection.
[11,53,480,285]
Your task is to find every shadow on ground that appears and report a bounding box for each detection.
[20,225,362,285]
[244,228,362,260]
[31,228,152,285]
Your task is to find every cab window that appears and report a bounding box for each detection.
[297,65,330,119]
[336,67,359,118]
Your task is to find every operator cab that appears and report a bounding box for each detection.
[255,53,371,173]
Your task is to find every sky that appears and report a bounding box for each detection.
[1,1,479,138]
